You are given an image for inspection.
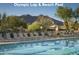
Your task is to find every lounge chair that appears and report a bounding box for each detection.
[18,33,24,38]
[33,32,37,36]
[27,33,31,37]
[0,33,4,40]
[6,33,13,39]
[13,33,18,39]
[23,33,28,37]
[2,33,7,39]
[38,32,42,36]
[10,33,14,38]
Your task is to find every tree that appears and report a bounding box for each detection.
[36,15,54,31]
[6,16,25,27]
[2,13,6,20]
[56,6,73,31]
[70,7,79,30]
[75,7,79,20]
[71,20,79,30]
[0,13,1,26]
[0,13,1,20]
[28,21,41,31]
[0,13,7,32]
[0,15,27,32]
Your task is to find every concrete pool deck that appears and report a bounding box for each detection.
[0,36,79,45]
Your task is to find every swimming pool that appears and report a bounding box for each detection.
[0,38,79,55]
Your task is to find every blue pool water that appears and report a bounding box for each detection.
[0,38,79,55]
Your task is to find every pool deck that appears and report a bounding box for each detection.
[0,36,79,45]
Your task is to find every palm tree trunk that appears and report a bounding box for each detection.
[64,20,70,33]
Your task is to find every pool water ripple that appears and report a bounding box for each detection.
[0,38,79,55]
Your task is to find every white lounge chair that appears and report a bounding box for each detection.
[6,33,12,39]
[0,33,4,40]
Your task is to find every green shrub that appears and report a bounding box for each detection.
[28,22,41,31]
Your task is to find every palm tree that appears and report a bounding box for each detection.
[2,13,6,20]
[0,13,2,26]
[71,7,79,30]
[73,7,79,21]
[0,13,1,20]
[56,6,73,32]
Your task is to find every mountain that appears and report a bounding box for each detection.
[19,15,37,23]
[18,15,63,25]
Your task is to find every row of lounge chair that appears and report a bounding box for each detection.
[0,32,53,40]
[0,31,79,40]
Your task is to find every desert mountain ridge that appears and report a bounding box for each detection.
[17,15,63,25]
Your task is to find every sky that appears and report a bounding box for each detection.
[0,3,79,22]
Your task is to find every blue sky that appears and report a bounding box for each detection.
[0,3,79,21]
